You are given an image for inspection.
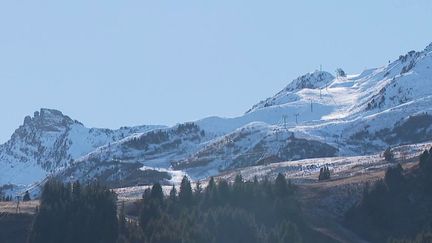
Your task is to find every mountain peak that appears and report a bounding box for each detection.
[246,70,334,113]
[38,108,65,117]
[283,70,334,92]
[23,108,78,128]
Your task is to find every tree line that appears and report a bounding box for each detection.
[346,147,432,242]
[28,173,334,243]
[28,180,118,243]
[120,174,305,243]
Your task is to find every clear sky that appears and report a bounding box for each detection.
[1,0,432,143]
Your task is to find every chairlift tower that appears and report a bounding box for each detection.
[15,195,21,213]
[282,115,288,131]
[310,100,313,112]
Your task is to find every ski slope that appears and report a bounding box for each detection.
[1,42,432,195]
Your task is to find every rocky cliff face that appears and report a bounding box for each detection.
[0,109,79,170]
[0,108,162,184]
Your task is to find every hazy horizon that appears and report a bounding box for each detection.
[1,0,432,143]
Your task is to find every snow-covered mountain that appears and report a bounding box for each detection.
[2,42,432,190]
[59,122,213,187]
[173,122,337,179]
[247,71,335,113]
[0,109,163,185]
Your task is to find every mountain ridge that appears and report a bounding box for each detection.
[0,108,164,185]
[2,42,432,189]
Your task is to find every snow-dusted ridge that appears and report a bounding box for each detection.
[0,108,164,186]
[2,42,432,193]
[247,71,335,114]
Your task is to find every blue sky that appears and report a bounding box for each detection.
[1,0,432,143]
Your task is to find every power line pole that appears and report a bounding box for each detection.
[310,100,313,112]
[282,115,288,131]
[15,196,21,214]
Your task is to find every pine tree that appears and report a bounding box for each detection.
[234,174,243,185]
[319,166,331,180]
[179,176,193,205]
[72,181,81,199]
[383,147,394,162]
[384,164,404,191]
[217,179,230,200]
[275,173,288,197]
[23,190,31,201]
[419,150,431,168]
[206,177,216,193]
[169,185,177,201]
[195,180,203,194]
[150,183,164,202]
[233,174,244,193]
